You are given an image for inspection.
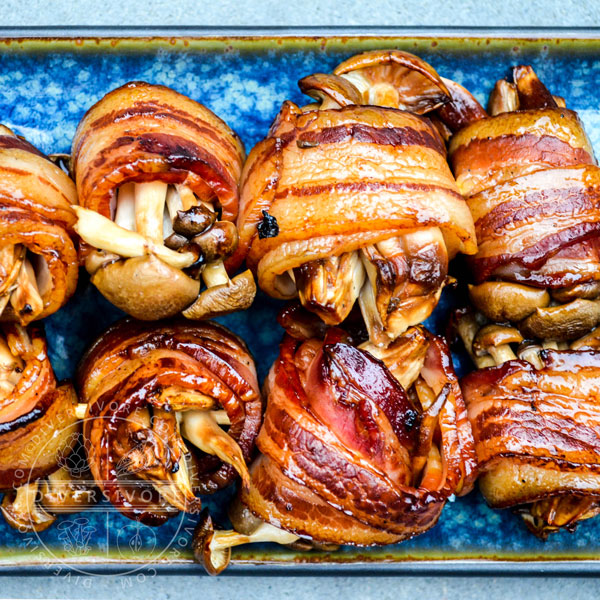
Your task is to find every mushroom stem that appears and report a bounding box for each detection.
[202,260,230,288]
[517,343,544,369]
[488,345,518,365]
[542,340,559,350]
[181,410,249,489]
[134,181,168,243]
[166,185,184,220]
[73,206,196,270]
[115,183,136,230]
[453,312,495,369]
[211,522,299,552]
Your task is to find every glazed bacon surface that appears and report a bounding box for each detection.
[0,126,78,324]
[462,349,600,537]
[71,82,255,322]
[77,318,261,525]
[446,66,600,338]
[231,51,476,346]
[240,318,476,545]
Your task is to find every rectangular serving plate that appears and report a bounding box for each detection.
[1,26,600,576]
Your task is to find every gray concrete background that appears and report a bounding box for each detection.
[3,1,600,598]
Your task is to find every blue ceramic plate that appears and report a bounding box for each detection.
[1,28,600,575]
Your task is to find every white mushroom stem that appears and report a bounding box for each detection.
[488,345,518,366]
[73,206,196,270]
[181,410,249,488]
[166,186,184,220]
[176,184,198,211]
[202,260,230,288]
[210,522,299,552]
[134,181,168,243]
[114,183,136,230]
[518,346,544,370]
[542,340,559,350]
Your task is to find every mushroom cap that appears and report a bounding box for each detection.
[1,487,56,533]
[183,269,256,321]
[551,281,600,303]
[298,73,363,108]
[472,324,524,356]
[468,281,550,323]
[333,49,450,113]
[192,509,230,576]
[92,254,201,320]
[520,299,600,341]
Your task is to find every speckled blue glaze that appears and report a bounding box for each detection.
[1,37,600,569]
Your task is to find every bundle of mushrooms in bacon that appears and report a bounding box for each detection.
[71,81,256,321]
[230,51,476,346]
[0,323,94,532]
[193,306,476,574]
[76,318,261,524]
[0,126,78,324]
[447,65,600,537]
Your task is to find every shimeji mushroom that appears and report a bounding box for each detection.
[0,243,46,323]
[472,324,524,366]
[180,409,250,490]
[1,480,56,532]
[110,402,249,514]
[193,509,299,575]
[2,465,97,533]
[468,281,550,323]
[74,182,255,321]
[292,252,366,326]
[488,79,520,115]
[519,299,600,341]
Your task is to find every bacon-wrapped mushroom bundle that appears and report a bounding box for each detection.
[0,126,78,324]
[77,318,261,525]
[444,66,600,341]
[0,323,94,532]
[71,82,256,321]
[454,310,600,538]
[194,307,476,574]
[230,51,476,346]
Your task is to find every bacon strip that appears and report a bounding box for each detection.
[447,67,600,292]
[72,82,244,222]
[240,325,476,545]
[77,318,261,525]
[0,324,78,490]
[461,350,600,537]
